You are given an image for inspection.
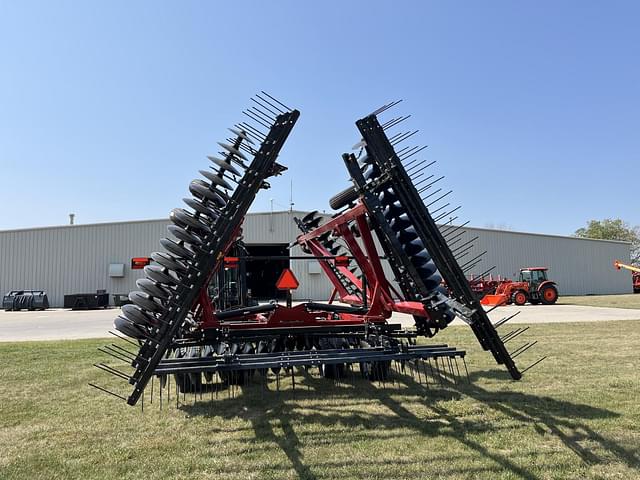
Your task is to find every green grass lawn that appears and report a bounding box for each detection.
[1,321,639,480]
[560,294,640,309]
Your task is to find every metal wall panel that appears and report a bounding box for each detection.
[0,213,632,307]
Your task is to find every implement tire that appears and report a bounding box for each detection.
[329,186,358,210]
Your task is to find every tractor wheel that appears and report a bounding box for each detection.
[540,285,558,305]
[511,290,528,306]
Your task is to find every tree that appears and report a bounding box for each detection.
[574,219,640,264]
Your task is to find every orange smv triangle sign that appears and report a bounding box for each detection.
[276,268,299,290]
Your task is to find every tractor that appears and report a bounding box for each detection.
[481,267,558,306]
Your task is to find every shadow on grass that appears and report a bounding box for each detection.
[177,366,638,480]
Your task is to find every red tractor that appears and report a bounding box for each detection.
[481,267,559,306]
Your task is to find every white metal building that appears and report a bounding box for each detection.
[0,211,632,307]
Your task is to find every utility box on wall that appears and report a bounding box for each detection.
[308,261,321,274]
[108,263,125,277]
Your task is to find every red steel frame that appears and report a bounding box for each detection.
[189,201,435,332]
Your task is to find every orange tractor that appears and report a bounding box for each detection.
[481,267,559,306]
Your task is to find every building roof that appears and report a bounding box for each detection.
[0,211,631,246]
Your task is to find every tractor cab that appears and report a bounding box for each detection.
[519,268,548,289]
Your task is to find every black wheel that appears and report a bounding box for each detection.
[540,285,558,305]
[329,186,358,210]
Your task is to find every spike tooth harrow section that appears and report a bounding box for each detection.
[94,94,300,405]
[338,107,532,379]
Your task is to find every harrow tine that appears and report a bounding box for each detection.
[424,359,432,388]
[417,175,445,194]
[413,174,435,188]
[521,356,547,374]
[391,130,418,146]
[251,97,281,117]
[89,383,128,402]
[502,327,530,343]
[451,236,479,255]
[421,187,442,200]
[452,245,474,261]
[111,343,139,359]
[453,357,462,381]
[260,91,291,111]
[94,363,132,381]
[493,311,521,328]
[447,357,457,384]
[441,220,470,239]
[426,189,454,206]
[399,144,427,160]
[429,202,451,216]
[476,266,497,279]
[382,115,411,130]
[403,157,420,169]
[243,110,272,129]
[369,99,402,117]
[460,251,487,271]
[463,261,483,274]
[406,159,435,174]
[448,232,469,248]
[108,330,142,348]
[237,122,266,141]
[511,341,538,358]
[439,215,459,228]
[255,93,286,114]
[388,131,406,143]
[433,206,462,223]
[249,106,276,124]
[451,236,480,254]
[98,346,132,363]
[444,229,467,246]
[228,127,255,145]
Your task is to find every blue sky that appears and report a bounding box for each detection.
[0,1,638,235]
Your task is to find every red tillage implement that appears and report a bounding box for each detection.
[90,96,544,406]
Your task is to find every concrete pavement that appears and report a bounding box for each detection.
[0,303,638,342]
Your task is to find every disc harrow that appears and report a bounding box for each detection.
[91,97,543,408]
